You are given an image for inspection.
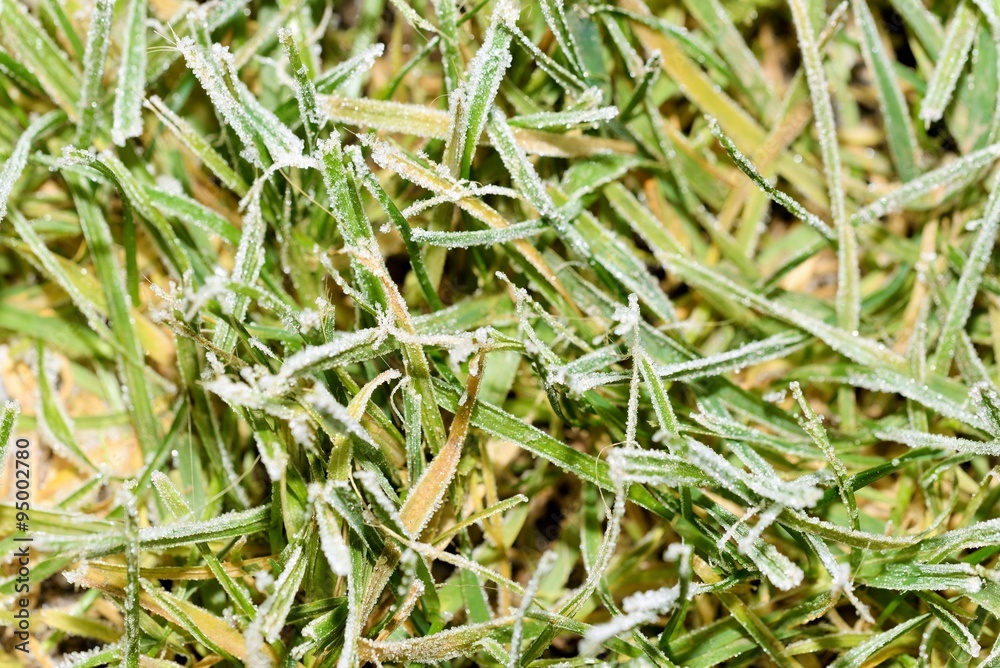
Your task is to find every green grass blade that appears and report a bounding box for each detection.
[444,0,515,177]
[145,95,249,196]
[0,110,64,223]
[0,400,18,480]
[931,183,1000,371]
[920,0,978,126]
[68,174,161,454]
[76,0,115,146]
[788,0,859,334]
[111,0,147,146]
[830,616,929,667]
[853,0,920,181]
[0,0,81,118]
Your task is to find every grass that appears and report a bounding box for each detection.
[2,0,1000,666]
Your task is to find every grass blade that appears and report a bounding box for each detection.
[76,0,115,146]
[0,0,81,118]
[111,0,147,146]
[853,0,920,181]
[920,1,978,126]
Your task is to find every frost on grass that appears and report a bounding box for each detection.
[111,0,148,146]
[920,0,979,126]
[508,550,557,668]
[677,437,824,510]
[0,111,62,222]
[788,0,859,331]
[76,0,115,146]
[178,37,265,167]
[444,0,516,175]
[0,400,19,480]
[8,0,1000,665]
[313,485,351,576]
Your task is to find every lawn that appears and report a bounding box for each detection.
[2,0,1000,666]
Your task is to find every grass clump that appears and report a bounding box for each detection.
[2,0,1000,666]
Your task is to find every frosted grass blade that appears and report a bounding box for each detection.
[177,36,264,167]
[486,110,593,259]
[926,597,980,656]
[507,107,619,131]
[145,95,249,196]
[316,44,385,94]
[358,617,517,664]
[853,141,1000,224]
[932,181,1000,371]
[608,449,711,487]
[920,1,978,126]
[144,0,250,81]
[111,0,147,146]
[249,544,306,645]
[68,175,161,456]
[573,331,809,390]
[0,110,63,223]
[788,0,860,333]
[862,563,983,592]
[76,0,115,146]
[507,21,589,95]
[0,400,18,481]
[0,0,81,119]
[711,120,834,241]
[875,428,1000,455]
[35,505,271,556]
[411,220,546,247]
[791,382,857,528]
[212,181,266,353]
[121,484,140,668]
[853,0,920,181]
[444,0,516,177]
[537,0,586,79]
[279,28,320,151]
